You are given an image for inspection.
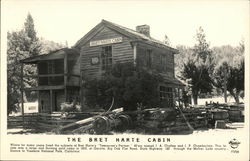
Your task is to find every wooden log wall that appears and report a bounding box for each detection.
[68,55,80,86]
[80,27,133,79]
[136,44,174,77]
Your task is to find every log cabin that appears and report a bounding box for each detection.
[20,19,184,113]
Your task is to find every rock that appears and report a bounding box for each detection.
[215,120,226,129]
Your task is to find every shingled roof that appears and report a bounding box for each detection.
[21,48,79,64]
[74,19,178,53]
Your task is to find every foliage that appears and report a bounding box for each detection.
[7,30,29,113]
[40,38,66,54]
[175,45,193,78]
[23,13,42,57]
[179,27,213,105]
[7,13,64,114]
[83,63,163,111]
[163,35,171,46]
[181,59,213,104]
[193,27,212,63]
[212,43,244,104]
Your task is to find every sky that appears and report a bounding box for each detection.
[2,0,249,48]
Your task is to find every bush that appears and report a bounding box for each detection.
[83,63,163,111]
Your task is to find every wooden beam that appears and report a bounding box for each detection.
[80,71,83,111]
[132,42,137,66]
[40,74,64,77]
[22,74,80,78]
[36,63,40,113]
[21,52,65,63]
[38,91,40,113]
[132,40,178,54]
[64,52,68,102]
[50,90,53,113]
[23,85,65,91]
[21,63,24,125]
[67,74,80,77]
[178,88,180,107]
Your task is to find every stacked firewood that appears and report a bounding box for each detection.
[53,108,132,134]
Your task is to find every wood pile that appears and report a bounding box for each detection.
[53,108,132,134]
[8,103,244,134]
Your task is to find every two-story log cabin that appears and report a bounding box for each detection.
[20,19,184,113]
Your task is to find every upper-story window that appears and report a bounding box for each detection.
[146,49,152,68]
[101,46,112,70]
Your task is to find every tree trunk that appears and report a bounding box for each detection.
[192,90,198,105]
[223,73,227,103]
[229,90,240,105]
[233,92,240,104]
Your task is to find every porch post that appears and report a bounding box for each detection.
[37,63,40,113]
[132,42,137,66]
[80,71,83,111]
[50,90,53,113]
[21,63,24,125]
[64,52,68,102]
[178,87,180,107]
[37,91,40,113]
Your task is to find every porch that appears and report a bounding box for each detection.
[20,48,80,114]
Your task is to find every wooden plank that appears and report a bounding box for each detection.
[40,74,64,77]
[79,27,134,79]
[23,85,65,91]
[50,90,53,113]
[64,52,68,102]
[21,63,24,125]
[38,91,40,113]
[80,71,83,111]
[37,122,58,129]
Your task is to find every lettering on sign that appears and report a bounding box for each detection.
[90,37,123,46]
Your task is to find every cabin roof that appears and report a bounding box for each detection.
[74,19,178,53]
[21,48,79,64]
[161,74,185,87]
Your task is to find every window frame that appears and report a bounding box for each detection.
[101,46,112,70]
[159,86,174,107]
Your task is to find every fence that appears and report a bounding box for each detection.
[7,112,100,132]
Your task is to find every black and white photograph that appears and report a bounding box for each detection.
[1,0,249,160]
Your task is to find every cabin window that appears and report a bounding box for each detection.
[54,59,64,74]
[159,86,174,107]
[101,46,112,70]
[38,62,48,74]
[146,49,152,68]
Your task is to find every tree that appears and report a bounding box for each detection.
[40,38,66,54]
[163,35,171,46]
[175,45,193,78]
[181,59,213,105]
[7,31,30,113]
[7,14,38,113]
[24,13,41,57]
[83,63,163,111]
[180,27,213,105]
[7,13,69,114]
[212,43,244,104]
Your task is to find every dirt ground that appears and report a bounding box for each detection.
[7,122,244,135]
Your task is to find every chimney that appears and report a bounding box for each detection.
[136,25,150,37]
